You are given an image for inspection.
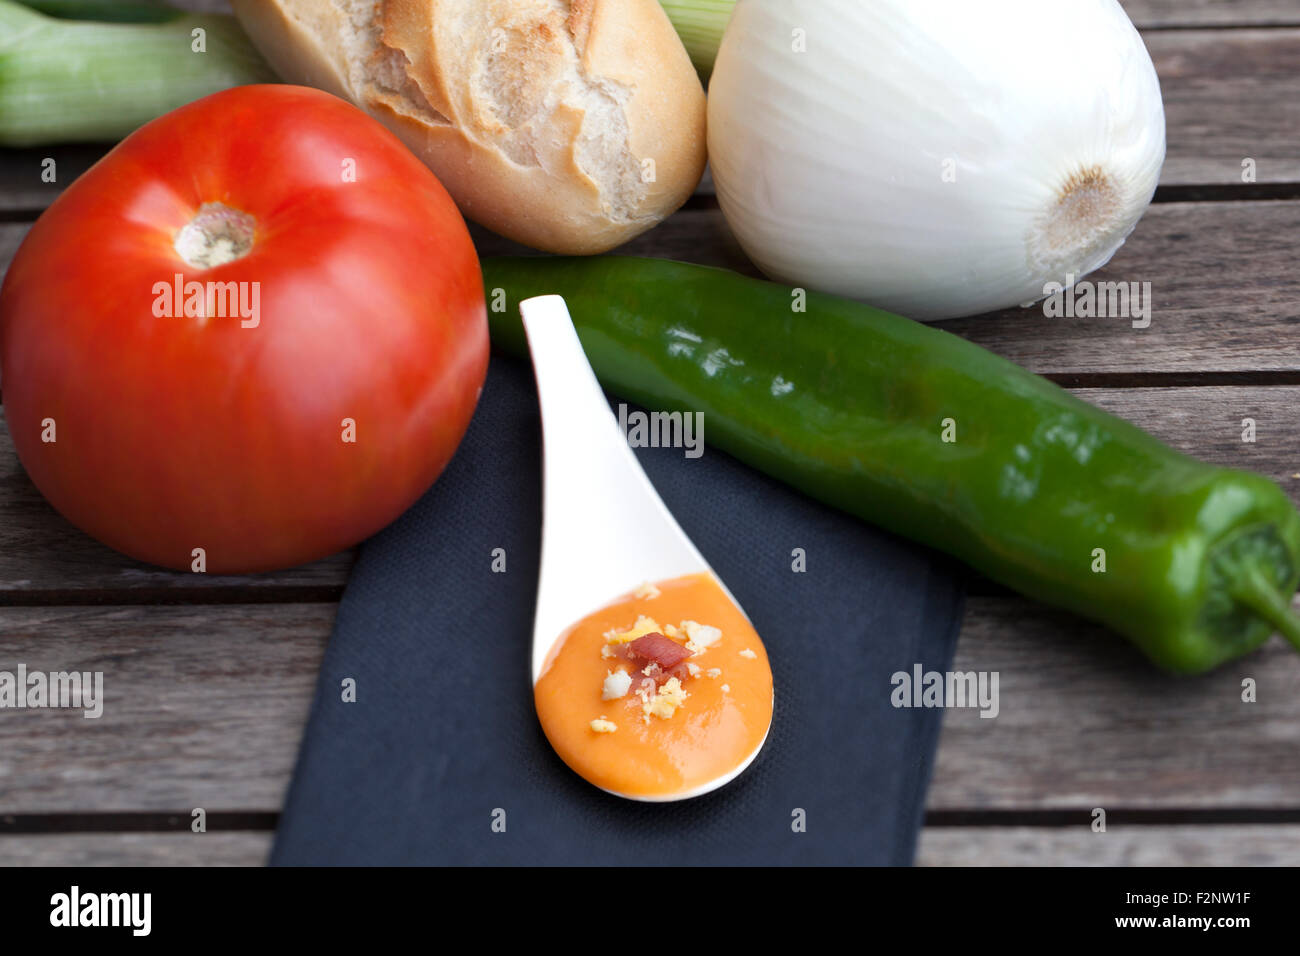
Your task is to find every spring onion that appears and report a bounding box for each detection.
[18,0,177,22]
[658,0,733,75]
[0,0,275,146]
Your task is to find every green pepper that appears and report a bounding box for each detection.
[482,256,1300,674]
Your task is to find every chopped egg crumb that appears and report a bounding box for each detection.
[706,668,722,679]
[590,717,618,733]
[643,662,661,677]
[634,582,661,600]
[606,615,662,644]
[686,662,701,678]
[739,648,758,660]
[682,620,722,656]
[663,623,680,638]
[720,684,731,693]
[600,644,615,660]
[602,669,632,700]
[647,676,691,723]
[642,676,689,720]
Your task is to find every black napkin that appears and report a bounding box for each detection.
[271,356,964,866]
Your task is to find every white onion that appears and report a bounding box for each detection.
[707,0,1166,321]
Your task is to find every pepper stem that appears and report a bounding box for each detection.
[1230,565,1300,652]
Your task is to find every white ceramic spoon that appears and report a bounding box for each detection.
[520,294,771,802]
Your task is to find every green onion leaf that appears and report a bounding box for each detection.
[659,0,735,77]
[18,0,180,24]
[0,0,276,146]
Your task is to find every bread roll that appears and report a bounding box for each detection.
[232,0,707,254]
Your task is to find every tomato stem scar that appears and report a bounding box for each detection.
[175,202,256,269]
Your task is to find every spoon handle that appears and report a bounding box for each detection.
[521,295,708,679]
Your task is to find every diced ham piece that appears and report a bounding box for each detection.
[628,632,691,670]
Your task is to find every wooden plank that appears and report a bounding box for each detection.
[8,197,1300,378]
[1080,386,1300,472]
[929,596,1300,811]
[933,200,1300,375]
[0,224,27,268]
[0,603,330,813]
[701,31,1300,190]
[468,212,755,272]
[0,30,1295,213]
[3,373,1300,599]
[0,405,352,597]
[1123,0,1300,27]
[1146,30,1300,185]
[488,199,1300,377]
[0,832,271,866]
[182,0,1300,29]
[9,200,1285,594]
[0,146,103,213]
[3,574,1300,813]
[918,824,1300,866]
[8,824,1298,865]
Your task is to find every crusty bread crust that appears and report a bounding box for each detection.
[232,0,706,254]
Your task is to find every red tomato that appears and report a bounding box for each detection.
[0,86,488,573]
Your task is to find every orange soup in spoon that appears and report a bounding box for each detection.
[535,572,774,800]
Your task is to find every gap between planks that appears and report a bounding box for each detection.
[5,825,1300,865]
[2,178,1295,226]
[5,807,1300,835]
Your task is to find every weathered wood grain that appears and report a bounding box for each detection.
[0,222,27,266]
[467,211,755,271]
[0,29,1295,213]
[4,824,1297,865]
[933,200,1300,375]
[174,0,1300,27]
[1146,30,1300,185]
[7,197,1299,379]
[929,596,1300,811]
[693,29,1300,189]
[0,832,272,866]
[179,0,1300,28]
[0,408,353,597]
[0,146,103,213]
[2,6,1296,859]
[1,594,1297,816]
[918,824,1300,866]
[1123,0,1300,27]
[480,198,1300,376]
[5,378,1300,596]
[1080,385,1300,471]
[0,603,331,813]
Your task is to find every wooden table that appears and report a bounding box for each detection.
[3,0,1299,866]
